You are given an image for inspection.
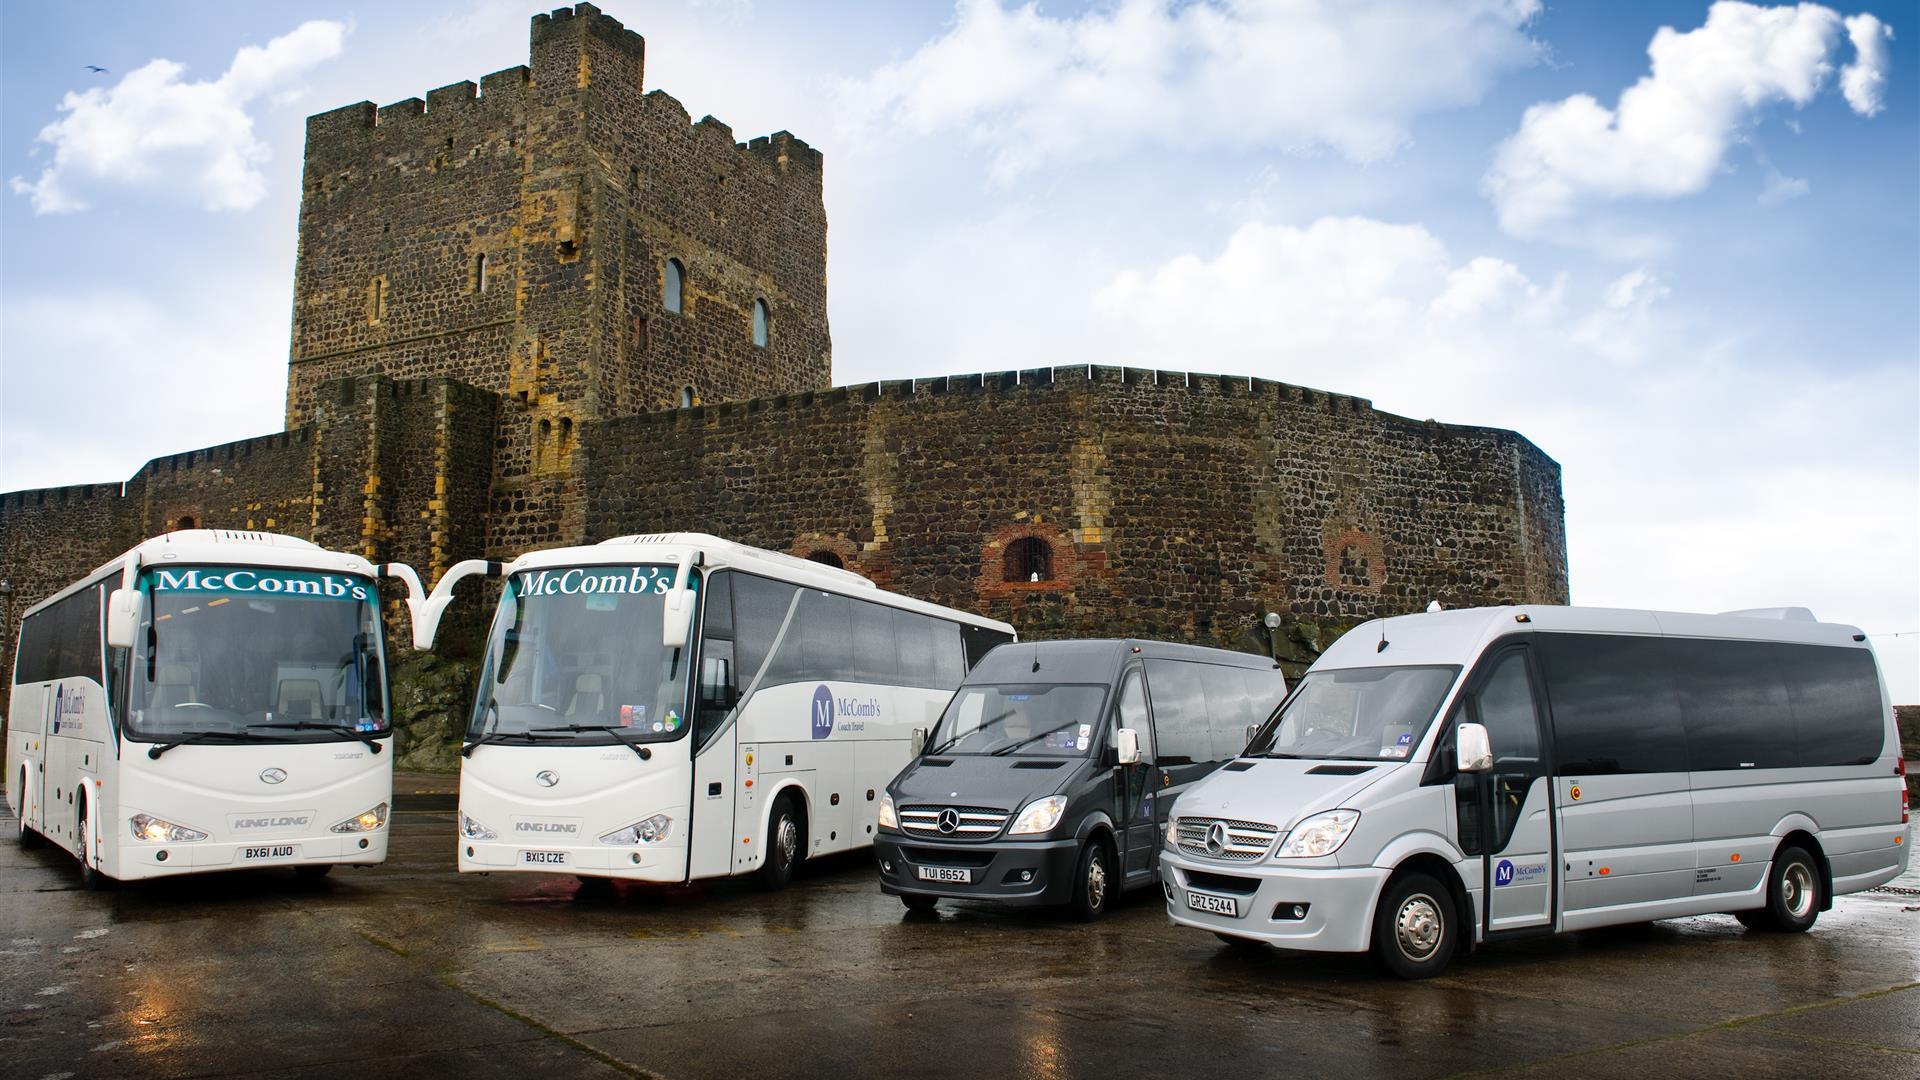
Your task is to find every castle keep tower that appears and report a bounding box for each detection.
[286,4,830,550]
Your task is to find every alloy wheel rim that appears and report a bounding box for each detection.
[1783,862,1815,919]
[777,815,798,864]
[1087,851,1108,907]
[1396,893,1443,960]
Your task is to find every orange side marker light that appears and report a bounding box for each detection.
[1729,853,1740,863]
[1598,867,1610,875]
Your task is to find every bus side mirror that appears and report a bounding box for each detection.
[910,727,928,757]
[1116,728,1141,766]
[1456,722,1494,773]
[105,589,139,650]
[1244,724,1261,752]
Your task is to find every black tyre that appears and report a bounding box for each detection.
[294,864,335,880]
[16,772,40,849]
[1067,839,1113,921]
[1750,846,1822,933]
[76,802,106,892]
[758,795,803,891]
[1733,909,1767,930]
[1215,932,1265,951]
[901,893,938,913]
[1370,872,1456,979]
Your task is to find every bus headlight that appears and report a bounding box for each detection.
[130,813,207,843]
[1273,810,1360,859]
[878,793,898,830]
[460,813,498,840]
[330,803,389,833]
[599,815,672,845]
[1165,817,1179,847]
[1008,796,1068,836]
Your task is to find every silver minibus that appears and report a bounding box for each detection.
[1161,605,1910,977]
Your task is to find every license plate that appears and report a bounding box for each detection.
[1186,890,1239,917]
[241,844,300,862]
[520,850,570,867]
[916,865,970,883]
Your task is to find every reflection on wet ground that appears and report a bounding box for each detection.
[3,797,1914,1079]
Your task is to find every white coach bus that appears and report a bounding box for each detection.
[411,533,1015,888]
[1162,605,1910,978]
[7,530,409,886]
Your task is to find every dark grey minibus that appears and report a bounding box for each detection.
[875,639,1288,919]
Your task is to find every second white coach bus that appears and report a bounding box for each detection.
[414,533,1015,888]
[1162,605,1909,977]
[7,530,405,886]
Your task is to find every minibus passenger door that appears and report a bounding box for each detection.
[1465,648,1556,934]
[1112,670,1158,879]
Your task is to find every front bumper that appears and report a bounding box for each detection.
[112,832,388,880]
[875,832,1081,906]
[1160,848,1387,954]
[458,837,686,882]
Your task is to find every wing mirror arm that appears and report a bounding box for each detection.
[397,559,503,650]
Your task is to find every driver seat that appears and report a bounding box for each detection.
[567,673,606,719]
[277,679,324,721]
[150,664,197,711]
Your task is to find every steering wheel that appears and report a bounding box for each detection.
[530,702,560,713]
[176,702,213,709]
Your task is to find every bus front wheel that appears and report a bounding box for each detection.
[75,802,106,891]
[1068,838,1113,921]
[1371,872,1456,979]
[758,795,803,891]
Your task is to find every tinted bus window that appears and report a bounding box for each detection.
[1144,659,1211,764]
[1672,639,1796,771]
[1199,666,1256,756]
[15,609,53,684]
[1536,633,1687,774]
[1783,645,1884,767]
[731,573,799,688]
[963,624,1014,669]
[702,571,734,640]
[895,610,965,690]
[852,600,899,683]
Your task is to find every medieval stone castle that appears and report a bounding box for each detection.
[0,5,1569,713]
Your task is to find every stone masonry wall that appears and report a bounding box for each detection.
[581,366,1569,662]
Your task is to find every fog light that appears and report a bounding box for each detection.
[631,852,641,865]
[156,849,169,862]
[466,846,475,858]
[882,860,894,873]
[1273,902,1311,921]
[1018,869,1034,882]
[358,838,369,849]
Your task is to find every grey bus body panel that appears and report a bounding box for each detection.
[1164,605,1910,957]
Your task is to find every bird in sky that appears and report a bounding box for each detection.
[85,65,109,74]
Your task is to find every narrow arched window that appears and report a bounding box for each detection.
[751,299,769,347]
[475,253,489,294]
[680,385,696,408]
[663,258,685,314]
[1004,537,1052,583]
[805,551,844,569]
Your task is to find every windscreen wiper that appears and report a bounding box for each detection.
[553,724,654,761]
[928,709,1017,756]
[146,730,251,759]
[990,721,1081,756]
[460,729,572,758]
[247,721,384,754]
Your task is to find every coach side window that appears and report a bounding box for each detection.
[1672,639,1796,771]
[962,624,1013,670]
[695,572,737,749]
[851,600,900,683]
[1536,634,1686,775]
[1781,645,1884,767]
[729,573,799,693]
[1199,666,1256,757]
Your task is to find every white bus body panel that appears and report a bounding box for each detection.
[1163,604,1911,954]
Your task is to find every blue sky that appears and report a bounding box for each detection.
[2,1,1915,698]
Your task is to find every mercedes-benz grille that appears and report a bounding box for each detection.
[899,805,1010,839]
[1176,816,1279,861]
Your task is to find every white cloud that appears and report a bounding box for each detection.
[1841,13,1895,115]
[839,0,1544,180]
[1082,216,1919,699]
[0,281,289,492]
[1484,2,1893,235]
[9,20,346,214]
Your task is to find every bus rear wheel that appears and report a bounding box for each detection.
[1746,845,1822,933]
[758,795,803,891]
[901,893,938,913]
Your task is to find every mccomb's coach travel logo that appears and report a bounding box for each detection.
[810,684,882,740]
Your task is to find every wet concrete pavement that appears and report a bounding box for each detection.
[4,791,1915,1080]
